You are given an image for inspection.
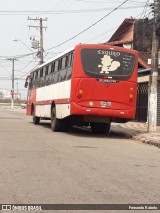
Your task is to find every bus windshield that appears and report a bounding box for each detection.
[81,48,136,80]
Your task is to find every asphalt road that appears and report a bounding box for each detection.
[0,108,160,212]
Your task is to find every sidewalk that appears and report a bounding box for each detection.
[111,122,160,148]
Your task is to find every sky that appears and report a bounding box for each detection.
[0,0,152,99]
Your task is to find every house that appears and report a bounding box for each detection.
[105,18,160,125]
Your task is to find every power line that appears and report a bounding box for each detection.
[16,63,40,80]
[75,0,145,4]
[0,5,148,16]
[45,0,129,51]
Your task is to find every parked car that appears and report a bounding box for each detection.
[21,102,27,109]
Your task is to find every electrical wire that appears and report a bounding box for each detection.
[75,0,145,4]
[140,0,150,19]
[45,0,130,51]
[0,5,148,16]
[16,62,40,80]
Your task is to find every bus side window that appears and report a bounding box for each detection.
[65,56,69,68]
[53,61,60,83]
[70,53,74,67]
[48,64,52,74]
[59,57,67,82]
[45,65,49,76]
[62,57,66,69]
[40,69,43,78]
[58,59,62,70]
[55,61,58,72]
[37,70,40,78]
[43,67,46,77]
[35,71,38,79]
[66,53,74,80]
[51,62,55,73]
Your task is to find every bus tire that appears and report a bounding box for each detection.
[33,116,40,125]
[32,105,40,125]
[51,107,61,132]
[91,122,110,134]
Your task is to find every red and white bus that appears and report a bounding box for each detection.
[26,44,138,134]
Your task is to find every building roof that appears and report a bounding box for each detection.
[105,18,138,45]
[104,18,151,69]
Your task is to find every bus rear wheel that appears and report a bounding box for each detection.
[51,107,62,132]
[90,122,110,134]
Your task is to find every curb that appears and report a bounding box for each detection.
[132,135,160,148]
[110,130,160,148]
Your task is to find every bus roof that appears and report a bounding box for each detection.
[30,46,74,73]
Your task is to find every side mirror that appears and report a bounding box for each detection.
[24,81,28,88]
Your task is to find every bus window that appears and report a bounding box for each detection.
[51,62,55,73]
[81,49,136,80]
[66,67,72,80]
[37,70,40,78]
[55,61,58,72]
[61,57,66,69]
[39,69,42,78]
[65,56,69,67]
[35,70,38,79]
[58,59,62,70]
[70,53,74,66]
[45,65,49,76]
[48,64,52,74]
[43,67,46,76]
[32,72,34,80]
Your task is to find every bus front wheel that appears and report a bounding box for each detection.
[90,122,110,134]
[33,116,40,125]
[32,105,40,125]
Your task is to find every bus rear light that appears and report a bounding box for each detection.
[129,93,134,98]
[79,88,84,94]
[77,88,84,99]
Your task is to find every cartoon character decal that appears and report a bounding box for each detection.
[98,55,120,74]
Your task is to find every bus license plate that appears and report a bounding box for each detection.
[101,101,111,106]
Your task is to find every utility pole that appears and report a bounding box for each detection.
[16,81,19,100]
[6,58,17,108]
[148,0,160,132]
[28,17,47,64]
